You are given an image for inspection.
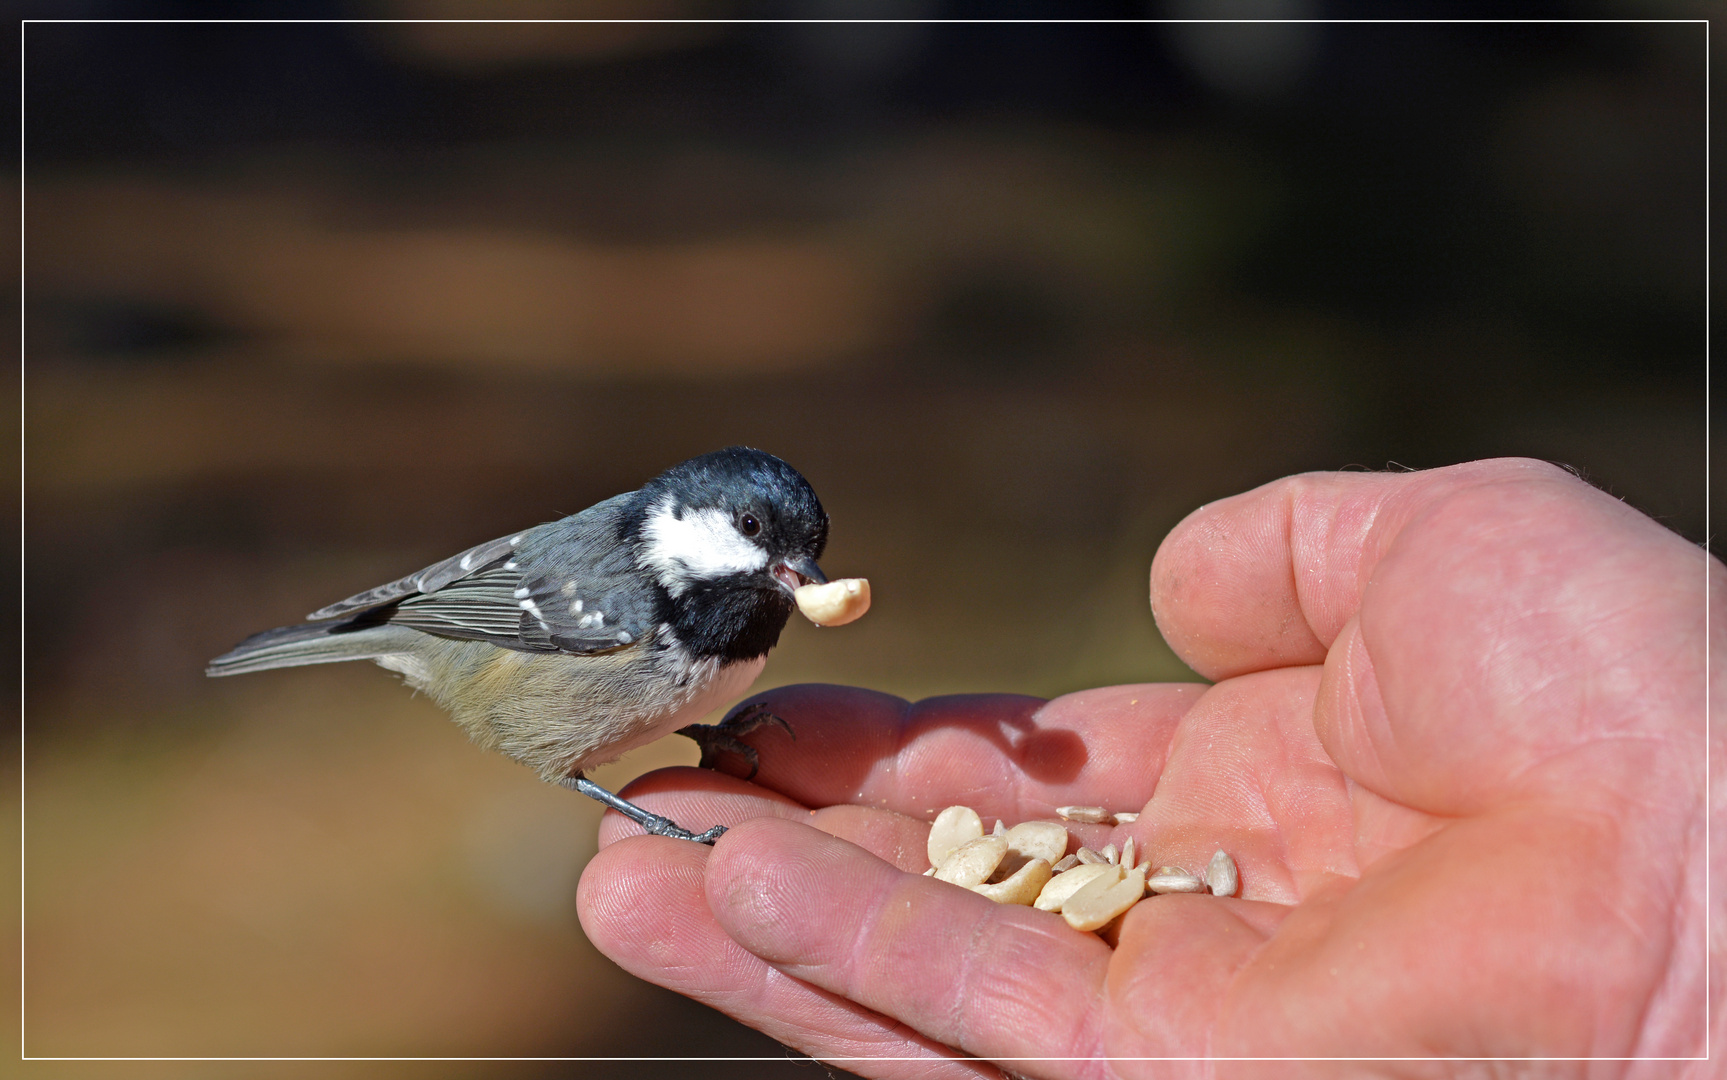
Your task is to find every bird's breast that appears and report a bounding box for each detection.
[405,634,767,782]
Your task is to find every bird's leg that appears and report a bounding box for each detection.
[677,701,795,781]
[560,775,727,845]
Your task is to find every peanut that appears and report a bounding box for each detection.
[1033,862,1117,913]
[1062,866,1148,932]
[971,858,1053,905]
[932,836,1007,888]
[916,802,1239,937]
[793,578,870,626]
[926,805,983,870]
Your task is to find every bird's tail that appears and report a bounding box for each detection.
[206,621,422,677]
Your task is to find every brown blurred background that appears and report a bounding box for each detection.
[17,5,1709,1073]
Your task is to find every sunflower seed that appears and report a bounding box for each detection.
[1206,849,1239,897]
[1147,870,1208,894]
[1056,805,1111,824]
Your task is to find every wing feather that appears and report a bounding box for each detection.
[323,494,663,656]
[388,570,542,641]
[306,532,527,620]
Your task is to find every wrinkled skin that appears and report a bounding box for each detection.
[576,459,1717,1079]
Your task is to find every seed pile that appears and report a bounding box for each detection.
[921,805,1239,935]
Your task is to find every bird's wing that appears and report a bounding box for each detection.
[505,546,661,654]
[305,532,529,620]
[384,497,661,655]
[303,494,634,622]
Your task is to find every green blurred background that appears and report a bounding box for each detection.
[19,5,1709,1072]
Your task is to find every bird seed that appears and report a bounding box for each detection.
[1032,862,1117,912]
[932,835,1008,888]
[1055,805,1111,824]
[793,578,871,627]
[972,858,1053,905]
[922,805,1240,941]
[926,805,984,870]
[1062,866,1148,932]
[1146,870,1208,894]
[1206,849,1239,897]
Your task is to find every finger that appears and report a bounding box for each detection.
[625,668,1352,902]
[595,766,811,849]
[717,682,1204,825]
[705,816,1119,1064]
[603,767,934,873]
[606,765,1091,883]
[1149,458,1577,682]
[576,835,999,1079]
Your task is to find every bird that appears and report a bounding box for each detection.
[207,446,830,844]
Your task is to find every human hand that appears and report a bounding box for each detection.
[576,459,1715,1077]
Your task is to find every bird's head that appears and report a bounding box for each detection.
[632,447,829,611]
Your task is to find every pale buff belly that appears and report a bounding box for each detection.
[375,638,767,782]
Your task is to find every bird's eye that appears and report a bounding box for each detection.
[738,513,762,537]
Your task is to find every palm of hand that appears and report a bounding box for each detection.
[578,460,1712,1077]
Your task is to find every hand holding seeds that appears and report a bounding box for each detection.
[578,460,1705,1064]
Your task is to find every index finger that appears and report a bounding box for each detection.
[723,682,1205,825]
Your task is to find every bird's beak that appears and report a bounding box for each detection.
[772,555,827,595]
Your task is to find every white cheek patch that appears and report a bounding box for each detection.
[639,498,769,595]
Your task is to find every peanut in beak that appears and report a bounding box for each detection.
[793,578,871,627]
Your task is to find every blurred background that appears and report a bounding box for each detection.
[17,3,1709,1073]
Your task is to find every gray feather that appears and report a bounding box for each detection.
[305,532,527,621]
[388,569,560,648]
[376,496,655,655]
[206,622,426,676]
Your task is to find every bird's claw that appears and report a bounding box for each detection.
[643,817,728,845]
[678,701,794,781]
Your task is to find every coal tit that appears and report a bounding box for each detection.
[208,447,830,844]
